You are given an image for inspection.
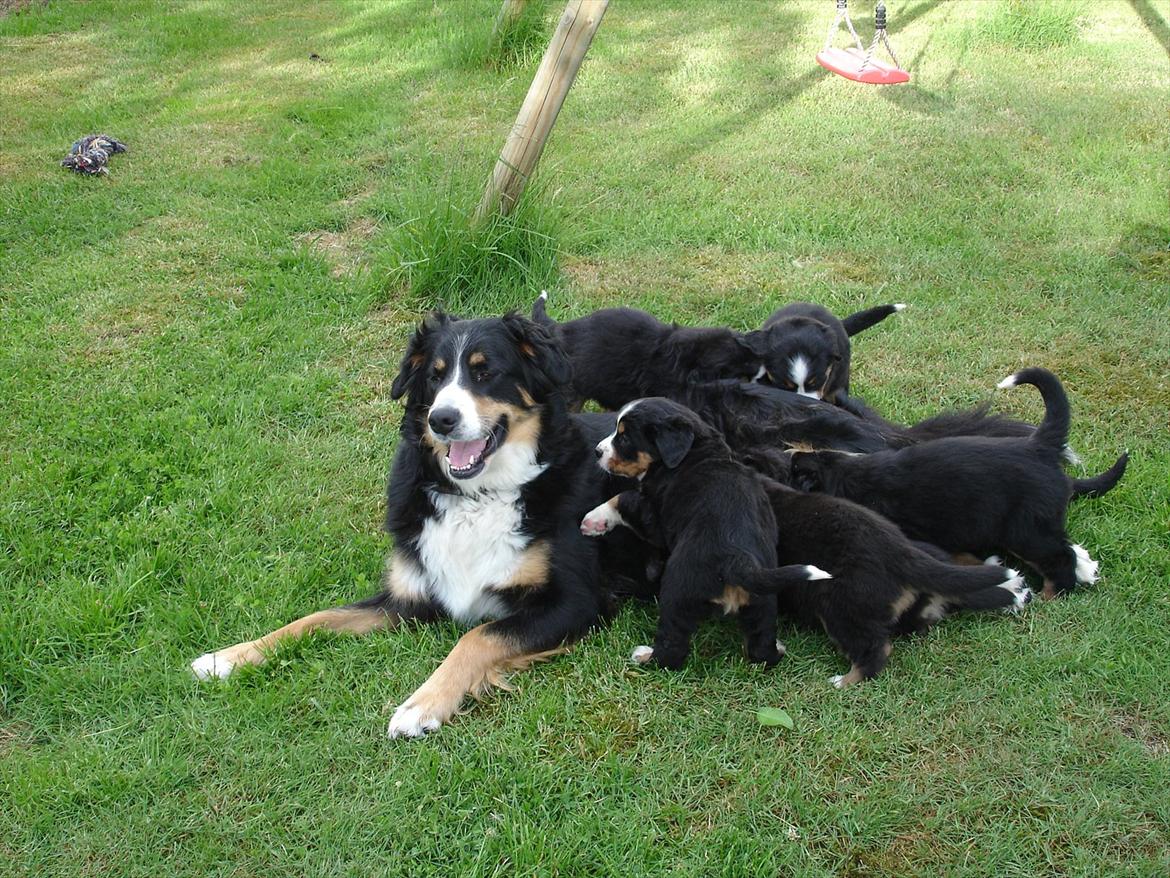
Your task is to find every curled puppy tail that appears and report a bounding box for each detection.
[735,563,833,594]
[1070,451,1129,500]
[841,303,905,336]
[996,367,1070,453]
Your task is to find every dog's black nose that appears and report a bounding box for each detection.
[594,444,604,459]
[428,407,461,436]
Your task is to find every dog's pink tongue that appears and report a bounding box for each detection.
[449,439,487,469]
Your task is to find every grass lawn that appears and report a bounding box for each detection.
[2,0,1168,874]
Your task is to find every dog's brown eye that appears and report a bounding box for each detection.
[783,379,797,391]
[473,368,492,383]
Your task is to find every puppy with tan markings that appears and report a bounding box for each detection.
[741,301,904,406]
[789,368,1126,598]
[583,398,832,670]
[584,399,1035,687]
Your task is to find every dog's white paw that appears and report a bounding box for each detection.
[983,555,1003,567]
[804,565,833,581]
[999,572,1033,612]
[829,674,847,689]
[1072,544,1099,584]
[631,645,654,664]
[190,651,235,680]
[580,502,622,537]
[775,639,787,656]
[387,703,442,739]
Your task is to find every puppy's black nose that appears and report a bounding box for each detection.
[428,407,461,436]
[594,445,604,459]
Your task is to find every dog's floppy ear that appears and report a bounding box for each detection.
[788,452,822,491]
[737,329,770,357]
[652,418,694,469]
[503,311,572,392]
[390,310,452,400]
[820,323,843,361]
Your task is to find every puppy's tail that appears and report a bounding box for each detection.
[996,367,1070,454]
[531,290,555,327]
[1070,451,1129,500]
[736,563,833,594]
[842,303,905,337]
[903,550,1019,597]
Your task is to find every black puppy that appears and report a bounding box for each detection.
[581,399,1033,685]
[740,301,903,405]
[580,398,832,670]
[790,367,1128,598]
[531,293,762,410]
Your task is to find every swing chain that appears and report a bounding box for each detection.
[859,2,902,72]
[824,0,865,54]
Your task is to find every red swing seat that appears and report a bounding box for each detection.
[816,46,910,85]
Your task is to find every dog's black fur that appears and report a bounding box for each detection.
[583,398,828,669]
[789,368,1126,597]
[678,380,1042,460]
[759,477,1031,685]
[582,398,1032,684]
[741,302,901,406]
[531,295,762,410]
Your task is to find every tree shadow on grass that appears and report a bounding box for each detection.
[1128,0,1170,59]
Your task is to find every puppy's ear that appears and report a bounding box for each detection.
[391,310,452,400]
[652,418,694,469]
[737,329,770,357]
[788,452,822,491]
[503,311,572,392]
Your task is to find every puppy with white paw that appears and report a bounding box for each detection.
[584,398,830,670]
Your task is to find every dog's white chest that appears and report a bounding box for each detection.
[416,490,529,623]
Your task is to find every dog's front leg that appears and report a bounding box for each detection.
[386,623,569,738]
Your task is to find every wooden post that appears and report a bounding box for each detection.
[490,0,532,46]
[475,0,609,222]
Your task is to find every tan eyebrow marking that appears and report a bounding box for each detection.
[433,357,446,372]
[469,352,486,367]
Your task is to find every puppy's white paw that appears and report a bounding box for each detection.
[1072,544,1099,584]
[774,639,787,656]
[631,645,654,664]
[983,555,1003,567]
[387,703,442,739]
[804,565,833,580]
[829,674,847,689]
[999,572,1033,612]
[190,652,235,680]
[580,502,622,537]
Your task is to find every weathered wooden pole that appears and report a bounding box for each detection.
[475,0,609,222]
[489,0,532,47]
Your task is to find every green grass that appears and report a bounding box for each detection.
[2,0,1168,875]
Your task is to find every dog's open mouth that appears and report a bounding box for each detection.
[447,420,506,480]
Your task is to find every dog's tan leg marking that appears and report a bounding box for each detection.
[387,625,567,737]
[889,589,917,621]
[191,551,420,680]
[831,664,866,689]
[190,605,397,679]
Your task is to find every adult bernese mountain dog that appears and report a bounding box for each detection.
[191,311,634,738]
